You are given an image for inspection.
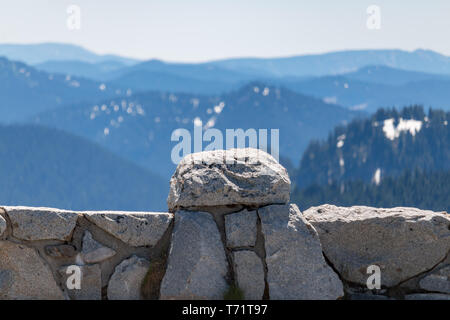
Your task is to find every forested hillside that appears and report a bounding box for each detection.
[0,124,167,210]
[294,106,449,188]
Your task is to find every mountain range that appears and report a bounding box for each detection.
[16,44,450,112]
[32,83,360,179]
[2,48,450,126]
[8,44,449,78]
[1,43,450,212]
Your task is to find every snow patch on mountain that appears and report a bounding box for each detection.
[382,118,422,140]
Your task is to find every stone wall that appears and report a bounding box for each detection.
[0,148,449,300]
[0,207,172,300]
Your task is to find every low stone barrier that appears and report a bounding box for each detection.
[0,148,449,300]
[0,207,173,300]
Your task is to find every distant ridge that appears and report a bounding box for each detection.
[3,44,450,78]
[0,56,122,122]
[0,43,140,65]
[209,49,450,77]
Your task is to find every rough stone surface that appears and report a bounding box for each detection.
[419,265,450,294]
[348,293,393,300]
[259,204,343,299]
[160,210,228,300]
[59,264,102,300]
[45,244,78,258]
[304,205,450,287]
[81,231,116,264]
[233,250,265,300]
[167,148,291,211]
[0,214,6,237]
[225,209,258,248]
[0,241,64,299]
[405,293,450,300]
[4,206,79,241]
[107,255,150,300]
[84,211,173,247]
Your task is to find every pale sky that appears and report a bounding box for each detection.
[1,0,449,62]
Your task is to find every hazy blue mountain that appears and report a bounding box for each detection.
[33,90,219,179]
[106,59,258,94]
[209,83,361,163]
[111,59,255,82]
[209,49,450,77]
[0,124,167,211]
[0,43,139,65]
[32,83,360,181]
[110,70,237,95]
[281,71,450,112]
[279,75,391,111]
[343,65,450,86]
[35,60,128,80]
[0,57,125,122]
[35,58,257,94]
[294,106,450,189]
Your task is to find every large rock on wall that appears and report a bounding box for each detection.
[3,206,79,241]
[304,205,450,287]
[0,241,64,299]
[167,148,290,211]
[160,210,228,299]
[84,211,173,247]
[259,204,344,299]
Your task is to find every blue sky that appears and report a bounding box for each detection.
[1,0,449,62]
